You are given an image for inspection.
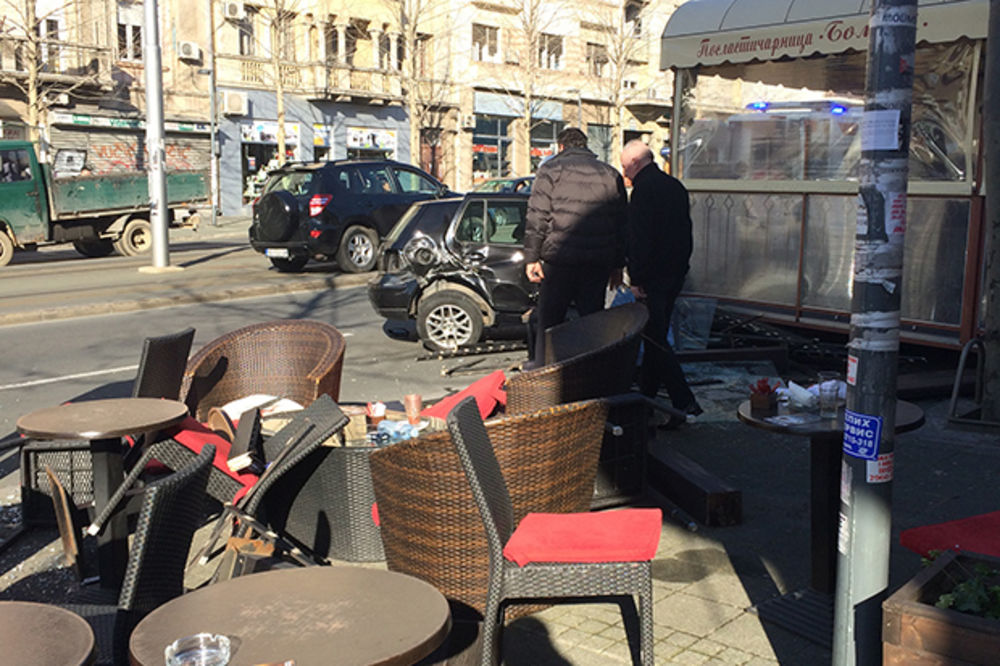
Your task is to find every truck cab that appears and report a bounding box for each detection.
[0,141,49,253]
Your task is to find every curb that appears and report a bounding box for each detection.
[0,272,374,327]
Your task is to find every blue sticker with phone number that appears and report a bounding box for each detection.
[842,409,883,460]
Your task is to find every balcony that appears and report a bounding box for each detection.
[217,54,403,104]
[0,37,113,89]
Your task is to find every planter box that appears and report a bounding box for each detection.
[883,550,1000,665]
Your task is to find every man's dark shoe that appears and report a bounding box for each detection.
[659,402,704,430]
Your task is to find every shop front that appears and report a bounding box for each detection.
[660,0,987,348]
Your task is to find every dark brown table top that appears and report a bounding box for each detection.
[16,397,188,440]
[737,399,925,438]
[129,566,451,666]
[0,601,95,666]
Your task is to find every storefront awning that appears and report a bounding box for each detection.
[660,0,988,69]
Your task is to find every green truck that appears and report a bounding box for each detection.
[0,140,208,267]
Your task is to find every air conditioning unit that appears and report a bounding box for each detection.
[224,1,245,21]
[504,50,519,65]
[222,91,248,115]
[50,92,71,106]
[178,41,202,62]
[460,114,476,129]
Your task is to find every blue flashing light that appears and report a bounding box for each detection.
[747,101,770,111]
[830,104,848,115]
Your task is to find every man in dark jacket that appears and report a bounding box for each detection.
[524,128,627,363]
[622,139,701,427]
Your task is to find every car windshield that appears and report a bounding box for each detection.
[473,179,515,193]
[262,170,314,196]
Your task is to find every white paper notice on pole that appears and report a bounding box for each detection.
[847,355,858,386]
[840,459,852,506]
[866,452,894,483]
[838,511,850,555]
[861,109,901,151]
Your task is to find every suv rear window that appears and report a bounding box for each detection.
[262,170,314,196]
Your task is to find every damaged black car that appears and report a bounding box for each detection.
[367,193,537,351]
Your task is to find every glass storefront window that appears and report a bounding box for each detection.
[472,115,512,183]
[677,42,975,183]
[530,119,564,171]
[587,124,612,163]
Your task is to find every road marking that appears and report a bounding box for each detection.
[0,365,137,391]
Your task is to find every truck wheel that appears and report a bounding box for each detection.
[336,225,379,273]
[73,239,115,258]
[269,255,308,272]
[114,218,152,256]
[0,231,12,267]
[416,291,484,351]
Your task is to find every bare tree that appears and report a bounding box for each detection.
[382,0,457,172]
[577,0,660,159]
[0,0,110,148]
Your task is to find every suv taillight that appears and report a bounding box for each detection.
[309,194,333,217]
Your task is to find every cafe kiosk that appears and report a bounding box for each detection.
[659,0,988,349]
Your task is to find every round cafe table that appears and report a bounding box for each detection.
[736,399,924,647]
[129,566,452,666]
[0,601,96,666]
[17,397,189,590]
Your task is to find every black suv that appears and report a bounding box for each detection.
[249,160,455,273]
[367,192,537,350]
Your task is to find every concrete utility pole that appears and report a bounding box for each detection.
[142,0,173,271]
[208,0,220,226]
[982,0,1000,421]
[832,0,917,663]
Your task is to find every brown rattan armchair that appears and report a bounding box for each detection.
[505,302,648,415]
[180,319,345,421]
[369,399,607,619]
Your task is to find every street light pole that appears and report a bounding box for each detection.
[208,0,219,226]
[141,0,172,271]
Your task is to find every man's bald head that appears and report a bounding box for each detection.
[621,140,654,181]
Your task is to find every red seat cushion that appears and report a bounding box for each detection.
[503,508,662,567]
[163,416,259,499]
[422,370,507,421]
[900,510,1000,558]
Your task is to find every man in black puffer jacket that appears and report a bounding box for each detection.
[524,128,627,363]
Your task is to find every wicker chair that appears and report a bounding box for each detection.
[180,319,345,421]
[65,444,214,666]
[19,327,196,526]
[448,397,660,666]
[505,302,648,414]
[369,399,607,620]
[506,303,656,507]
[191,394,349,571]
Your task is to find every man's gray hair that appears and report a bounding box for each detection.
[623,139,654,164]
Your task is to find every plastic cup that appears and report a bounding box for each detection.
[817,372,841,419]
[164,633,231,666]
[404,393,422,425]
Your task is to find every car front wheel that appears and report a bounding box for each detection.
[336,225,379,273]
[416,291,485,351]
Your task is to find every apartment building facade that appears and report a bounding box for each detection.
[0,0,675,214]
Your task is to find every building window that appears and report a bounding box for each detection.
[415,34,430,77]
[275,11,296,60]
[625,1,643,37]
[117,1,142,62]
[587,124,612,162]
[537,33,562,70]
[324,20,339,62]
[238,8,257,56]
[472,24,498,63]
[343,21,364,66]
[530,119,564,171]
[472,115,512,182]
[622,79,637,90]
[586,42,607,77]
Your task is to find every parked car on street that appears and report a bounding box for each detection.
[249,160,456,273]
[472,176,534,194]
[367,192,537,350]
